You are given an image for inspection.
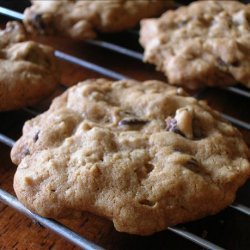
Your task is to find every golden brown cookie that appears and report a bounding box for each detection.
[11,79,250,235]
[0,21,60,111]
[140,1,250,89]
[24,0,171,40]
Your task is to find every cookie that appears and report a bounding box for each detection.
[0,21,60,111]
[140,1,250,89]
[24,0,171,40]
[11,79,250,235]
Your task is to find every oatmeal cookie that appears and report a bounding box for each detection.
[140,1,250,89]
[24,0,171,40]
[0,21,59,111]
[11,79,250,235]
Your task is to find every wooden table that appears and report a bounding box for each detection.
[0,2,249,250]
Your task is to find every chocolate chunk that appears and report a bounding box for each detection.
[33,131,40,142]
[118,118,148,126]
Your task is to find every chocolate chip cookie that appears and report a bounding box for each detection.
[0,21,60,111]
[24,0,171,40]
[140,1,250,89]
[11,79,250,235]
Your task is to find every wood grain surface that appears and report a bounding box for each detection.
[0,2,249,250]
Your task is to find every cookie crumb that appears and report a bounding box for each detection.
[118,117,148,127]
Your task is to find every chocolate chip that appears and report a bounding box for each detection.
[33,131,40,142]
[32,220,44,228]
[123,111,133,115]
[217,58,228,67]
[231,60,240,67]
[32,13,46,32]
[177,20,188,28]
[24,148,30,156]
[118,118,148,126]
[166,118,185,137]
[166,118,177,131]
[185,158,201,174]
[139,199,155,207]
[217,58,240,68]
[193,128,204,140]
[192,118,205,140]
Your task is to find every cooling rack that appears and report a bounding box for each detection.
[0,2,249,250]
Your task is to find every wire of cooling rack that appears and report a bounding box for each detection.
[229,203,250,216]
[0,134,15,148]
[226,86,250,98]
[85,40,144,61]
[55,50,128,80]
[0,189,104,250]
[0,5,249,250]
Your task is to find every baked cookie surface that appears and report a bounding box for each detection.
[140,1,250,89]
[0,21,59,111]
[11,79,250,235]
[24,0,170,40]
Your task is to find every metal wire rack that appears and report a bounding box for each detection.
[0,3,249,250]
